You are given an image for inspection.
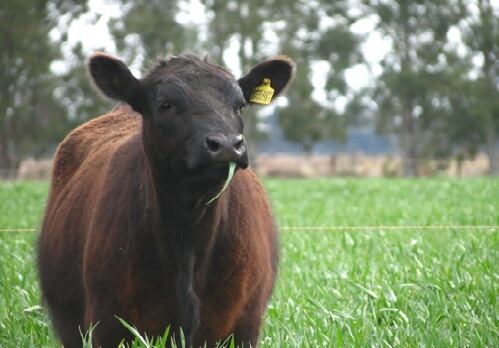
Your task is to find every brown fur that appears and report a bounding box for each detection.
[38,104,278,347]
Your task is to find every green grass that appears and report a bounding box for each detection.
[0,178,498,347]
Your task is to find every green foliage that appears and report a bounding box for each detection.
[394,0,499,173]
[0,178,498,346]
[1,0,499,177]
[271,0,362,152]
[278,64,346,153]
[57,43,110,126]
[457,0,499,174]
[360,0,466,176]
[204,0,286,67]
[356,0,499,175]
[110,0,195,66]
[0,0,87,170]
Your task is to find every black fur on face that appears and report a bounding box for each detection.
[87,52,295,188]
[139,55,248,173]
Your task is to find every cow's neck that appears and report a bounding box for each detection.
[147,163,219,225]
[141,155,223,344]
[139,134,225,273]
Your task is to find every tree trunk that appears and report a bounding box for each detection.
[400,107,418,177]
[485,126,498,175]
[399,14,418,177]
[456,159,463,177]
[0,127,14,178]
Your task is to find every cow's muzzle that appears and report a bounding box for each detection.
[204,133,248,168]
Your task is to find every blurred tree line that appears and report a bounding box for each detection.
[0,0,497,175]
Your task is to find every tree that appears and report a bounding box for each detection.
[459,0,499,174]
[361,0,463,176]
[273,0,362,153]
[277,63,346,153]
[0,0,87,172]
[203,0,271,66]
[109,0,196,70]
[56,43,109,127]
[410,49,483,171]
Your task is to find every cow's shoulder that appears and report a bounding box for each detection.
[51,105,141,191]
[230,169,270,208]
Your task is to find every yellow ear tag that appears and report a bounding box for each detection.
[250,78,274,105]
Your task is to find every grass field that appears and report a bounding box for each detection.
[0,178,498,347]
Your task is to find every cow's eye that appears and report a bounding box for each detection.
[159,102,173,111]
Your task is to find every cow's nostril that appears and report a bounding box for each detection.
[206,137,221,152]
[234,138,244,150]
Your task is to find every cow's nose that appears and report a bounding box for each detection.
[205,134,248,167]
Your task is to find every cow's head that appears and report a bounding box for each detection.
[87,53,294,203]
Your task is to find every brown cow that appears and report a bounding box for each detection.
[37,52,294,347]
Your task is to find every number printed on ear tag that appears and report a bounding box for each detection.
[250,78,274,105]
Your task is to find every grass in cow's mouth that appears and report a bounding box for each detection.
[0,178,498,347]
[206,161,236,205]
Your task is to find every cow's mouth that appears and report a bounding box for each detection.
[205,162,236,205]
[180,161,241,203]
[192,160,237,179]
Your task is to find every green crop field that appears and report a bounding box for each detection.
[0,178,498,347]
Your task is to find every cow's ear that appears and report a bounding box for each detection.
[87,52,143,112]
[238,56,295,105]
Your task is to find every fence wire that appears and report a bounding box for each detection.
[1,225,497,233]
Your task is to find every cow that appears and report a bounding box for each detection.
[37,52,295,348]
